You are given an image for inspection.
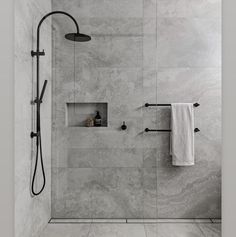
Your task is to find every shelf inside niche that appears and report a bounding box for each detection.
[66,102,108,127]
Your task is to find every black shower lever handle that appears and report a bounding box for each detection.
[39,80,48,103]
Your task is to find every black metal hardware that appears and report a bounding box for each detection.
[30,11,87,196]
[31,50,45,57]
[39,80,48,101]
[33,98,42,104]
[121,121,127,130]
[30,132,38,138]
[145,128,200,133]
[145,102,200,107]
[31,81,48,105]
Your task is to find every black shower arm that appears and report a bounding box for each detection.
[36,11,79,52]
[32,11,80,102]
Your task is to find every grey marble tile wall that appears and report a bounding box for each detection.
[51,0,221,218]
[15,0,52,237]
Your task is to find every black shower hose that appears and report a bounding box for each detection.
[31,107,46,196]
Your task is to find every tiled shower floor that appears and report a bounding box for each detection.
[40,219,221,237]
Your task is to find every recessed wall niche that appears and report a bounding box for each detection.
[66,102,108,127]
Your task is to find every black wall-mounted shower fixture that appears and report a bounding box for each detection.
[145,102,200,107]
[121,121,127,130]
[30,11,91,196]
[145,128,200,133]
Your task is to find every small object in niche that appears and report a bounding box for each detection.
[94,111,102,127]
[86,117,94,127]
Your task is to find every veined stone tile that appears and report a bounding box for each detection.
[157,18,221,67]
[156,219,211,223]
[51,168,158,218]
[67,148,143,168]
[53,17,143,36]
[143,18,157,35]
[40,223,91,237]
[40,223,148,237]
[198,223,221,237]
[40,223,221,237]
[143,0,157,18]
[91,224,147,237]
[146,223,207,237]
[157,0,221,18]
[143,36,157,69]
[54,34,142,68]
[66,119,143,149]
[142,128,170,149]
[157,165,221,218]
[91,168,144,218]
[156,68,221,104]
[143,149,157,168]
[140,168,158,218]
[52,0,143,18]
[156,67,221,143]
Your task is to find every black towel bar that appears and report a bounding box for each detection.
[145,103,200,107]
[145,128,200,133]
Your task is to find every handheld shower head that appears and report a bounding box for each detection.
[65,32,91,42]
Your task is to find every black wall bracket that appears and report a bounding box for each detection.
[31,98,42,105]
[31,50,45,57]
[30,132,38,138]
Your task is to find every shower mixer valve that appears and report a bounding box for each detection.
[121,121,127,130]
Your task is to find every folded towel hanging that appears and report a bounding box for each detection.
[170,103,195,166]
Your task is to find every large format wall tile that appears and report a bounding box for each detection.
[52,0,143,18]
[67,148,143,168]
[157,0,221,18]
[156,165,221,218]
[52,0,221,219]
[156,68,221,144]
[52,67,143,123]
[52,168,157,218]
[155,67,221,218]
[54,35,143,68]
[157,18,221,67]
[53,17,144,36]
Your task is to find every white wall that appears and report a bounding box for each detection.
[0,0,14,236]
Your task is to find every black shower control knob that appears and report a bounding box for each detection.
[121,121,127,130]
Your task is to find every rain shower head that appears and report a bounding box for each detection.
[65,32,91,42]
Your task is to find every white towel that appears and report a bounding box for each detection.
[170,103,194,166]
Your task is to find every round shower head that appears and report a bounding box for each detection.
[65,32,91,42]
